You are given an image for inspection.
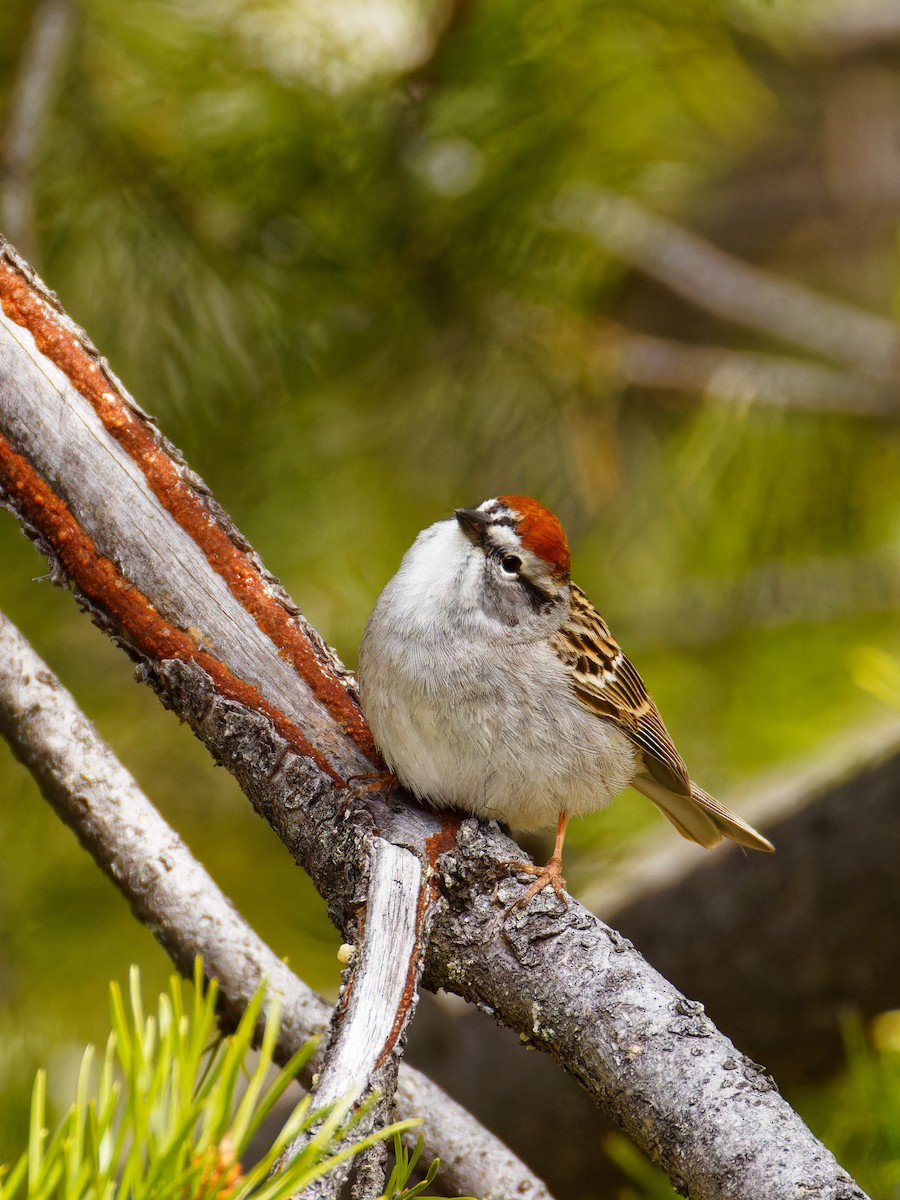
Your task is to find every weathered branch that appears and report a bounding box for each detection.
[402,718,900,1198]
[555,184,900,381]
[0,237,868,1199]
[0,605,550,1200]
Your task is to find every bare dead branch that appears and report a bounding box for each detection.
[1,0,74,252]
[0,604,552,1200]
[555,184,900,381]
[0,237,868,1199]
[0,606,328,1056]
[313,841,425,1114]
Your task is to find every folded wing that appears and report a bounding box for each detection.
[551,584,773,853]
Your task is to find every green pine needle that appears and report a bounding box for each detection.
[0,962,425,1200]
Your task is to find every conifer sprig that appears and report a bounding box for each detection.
[0,963,424,1200]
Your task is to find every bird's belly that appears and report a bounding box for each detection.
[361,638,637,832]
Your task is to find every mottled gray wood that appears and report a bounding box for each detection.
[424,822,868,1200]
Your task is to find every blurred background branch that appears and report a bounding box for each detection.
[556,184,900,380]
[728,0,900,55]
[597,325,898,417]
[0,0,73,252]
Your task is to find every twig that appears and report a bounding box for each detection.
[616,547,900,648]
[0,605,553,1200]
[555,183,900,380]
[1,0,74,252]
[730,0,900,55]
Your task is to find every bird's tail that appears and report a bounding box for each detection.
[632,774,774,853]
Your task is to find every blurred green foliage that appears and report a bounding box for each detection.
[2,0,900,1191]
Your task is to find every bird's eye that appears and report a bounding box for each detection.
[500,554,522,576]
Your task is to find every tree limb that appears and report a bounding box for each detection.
[280,839,429,1199]
[0,237,868,1199]
[0,604,551,1200]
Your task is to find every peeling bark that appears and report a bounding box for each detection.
[279,839,430,1199]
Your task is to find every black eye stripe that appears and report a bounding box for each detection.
[517,574,555,611]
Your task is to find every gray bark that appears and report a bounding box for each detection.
[404,722,900,1196]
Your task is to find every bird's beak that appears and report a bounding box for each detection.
[455,507,489,546]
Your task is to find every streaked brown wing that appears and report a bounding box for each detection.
[550,584,692,797]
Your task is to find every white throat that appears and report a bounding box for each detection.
[381,518,486,636]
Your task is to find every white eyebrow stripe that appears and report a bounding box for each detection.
[485,524,521,550]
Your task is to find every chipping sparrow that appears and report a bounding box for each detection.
[358,495,773,910]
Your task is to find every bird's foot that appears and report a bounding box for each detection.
[346,769,398,799]
[502,855,568,919]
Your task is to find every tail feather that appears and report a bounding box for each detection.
[633,774,774,853]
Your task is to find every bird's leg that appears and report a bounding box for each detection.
[503,811,570,916]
